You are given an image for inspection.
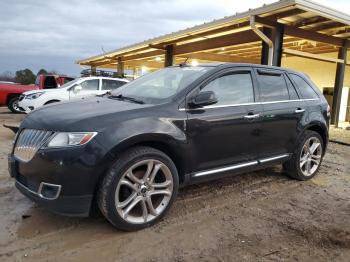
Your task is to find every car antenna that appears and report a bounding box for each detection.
[179,57,189,67]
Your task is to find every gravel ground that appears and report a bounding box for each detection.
[0,107,349,262]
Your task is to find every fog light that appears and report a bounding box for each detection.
[38,182,61,200]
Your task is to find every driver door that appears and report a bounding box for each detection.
[69,79,100,100]
[186,67,263,173]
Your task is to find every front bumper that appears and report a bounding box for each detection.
[15,180,92,216]
[18,98,37,113]
[8,138,110,217]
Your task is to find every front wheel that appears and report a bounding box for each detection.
[7,97,22,113]
[98,146,179,231]
[284,130,324,180]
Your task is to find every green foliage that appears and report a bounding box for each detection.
[37,68,48,76]
[15,69,36,85]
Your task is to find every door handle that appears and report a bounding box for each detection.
[244,113,260,119]
[295,108,305,113]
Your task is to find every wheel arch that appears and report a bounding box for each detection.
[44,99,61,105]
[304,122,329,153]
[6,93,20,105]
[107,134,187,184]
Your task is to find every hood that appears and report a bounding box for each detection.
[23,88,66,96]
[21,97,153,132]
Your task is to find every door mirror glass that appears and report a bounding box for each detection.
[190,91,218,107]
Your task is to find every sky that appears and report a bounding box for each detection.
[1,0,349,76]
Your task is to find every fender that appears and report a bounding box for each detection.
[298,120,329,153]
[94,116,190,184]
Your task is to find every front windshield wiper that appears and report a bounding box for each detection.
[108,94,145,104]
[96,91,111,97]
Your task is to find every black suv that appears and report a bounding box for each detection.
[9,64,329,231]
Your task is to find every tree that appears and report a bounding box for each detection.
[37,68,48,76]
[0,71,15,82]
[15,69,36,85]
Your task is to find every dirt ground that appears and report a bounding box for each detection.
[0,107,349,262]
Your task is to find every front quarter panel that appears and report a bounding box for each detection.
[95,104,189,171]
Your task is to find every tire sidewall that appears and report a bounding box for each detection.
[8,97,21,113]
[103,148,179,231]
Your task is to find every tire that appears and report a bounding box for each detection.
[98,146,179,231]
[7,97,22,113]
[284,130,324,180]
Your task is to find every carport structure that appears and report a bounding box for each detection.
[77,0,350,127]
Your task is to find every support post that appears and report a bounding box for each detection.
[260,27,272,65]
[91,66,96,76]
[117,57,124,78]
[273,24,284,67]
[164,45,174,67]
[331,41,349,127]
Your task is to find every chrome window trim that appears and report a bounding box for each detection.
[192,154,291,177]
[179,98,319,111]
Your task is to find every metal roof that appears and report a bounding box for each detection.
[77,0,350,69]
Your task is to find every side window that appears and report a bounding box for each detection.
[257,71,289,102]
[102,80,126,90]
[289,74,319,99]
[80,79,99,91]
[201,72,254,105]
[284,74,299,100]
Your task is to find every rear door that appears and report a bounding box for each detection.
[186,67,263,173]
[101,79,127,93]
[254,68,304,158]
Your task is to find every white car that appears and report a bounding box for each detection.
[18,77,129,113]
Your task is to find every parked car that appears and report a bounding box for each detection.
[0,74,74,113]
[18,77,129,113]
[9,64,329,231]
[0,81,16,84]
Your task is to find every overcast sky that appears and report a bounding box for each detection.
[1,0,349,76]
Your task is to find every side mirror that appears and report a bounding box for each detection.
[190,91,218,107]
[74,85,82,93]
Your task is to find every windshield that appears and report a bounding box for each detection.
[110,66,211,104]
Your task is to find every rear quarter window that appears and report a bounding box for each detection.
[289,74,319,99]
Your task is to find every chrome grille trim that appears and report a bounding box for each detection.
[14,129,53,162]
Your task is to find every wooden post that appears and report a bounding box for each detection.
[273,24,284,67]
[331,41,349,127]
[91,66,96,76]
[117,57,124,78]
[164,45,174,67]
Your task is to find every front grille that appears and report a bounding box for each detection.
[14,129,53,162]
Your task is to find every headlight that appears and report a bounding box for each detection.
[26,92,44,100]
[46,132,97,148]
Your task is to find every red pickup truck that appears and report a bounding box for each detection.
[0,74,74,113]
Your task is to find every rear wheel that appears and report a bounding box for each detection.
[284,130,324,180]
[98,146,179,231]
[7,97,22,113]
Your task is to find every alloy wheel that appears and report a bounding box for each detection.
[299,137,322,177]
[115,159,173,224]
[12,100,21,112]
